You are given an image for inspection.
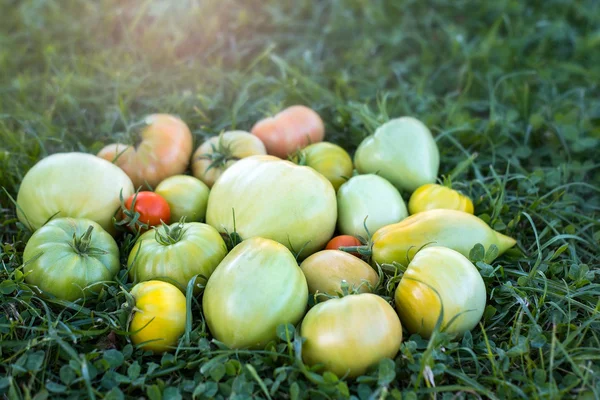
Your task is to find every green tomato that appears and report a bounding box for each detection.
[394,246,486,338]
[301,293,403,378]
[203,237,308,349]
[292,142,353,191]
[23,218,120,301]
[337,174,408,238]
[17,152,135,234]
[128,222,228,292]
[155,175,210,222]
[354,117,439,192]
[206,155,337,259]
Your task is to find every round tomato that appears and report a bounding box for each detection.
[155,175,210,223]
[191,131,266,187]
[128,222,227,292]
[291,142,353,191]
[203,237,308,349]
[129,280,186,353]
[337,174,408,239]
[394,246,486,338]
[16,152,134,234]
[206,155,337,259]
[251,105,325,158]
[300,293,402,378]
[299,250,378,299]
[22,218,120,301]
[354,117,439,192]
[408,183,474,214]
[121,191,170,232]
[97,114,193,189]
[325,235,362,257]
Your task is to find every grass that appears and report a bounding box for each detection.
[1,0,599,398]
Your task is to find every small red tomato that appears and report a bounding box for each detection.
[326,235,362,257]
[122,192,171,232]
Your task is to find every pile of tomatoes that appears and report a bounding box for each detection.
[14,106,516,378]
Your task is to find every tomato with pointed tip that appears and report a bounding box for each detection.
[121,191,171,232]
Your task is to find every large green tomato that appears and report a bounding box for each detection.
[354,117,439,192]
[291,142,353,191]
[155,175,210,222]
[394,246,486,338]
[337,174,408,238]
[22,218,120,302]
[206,155,337,258]
[203,237,308,349]
[300,293,403,378]
[128,222,227,292]
[17,152,134,233]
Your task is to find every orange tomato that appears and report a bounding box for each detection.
[251,105,325,158]
[326,235,362,257]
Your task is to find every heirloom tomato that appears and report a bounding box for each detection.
[155,175,210,222]
[291,142,353,191]
[121,191,170,232]
[408,183,474,214]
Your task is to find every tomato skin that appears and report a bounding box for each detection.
[23,218,120,301]
[299,250,378,298]
[128,222,227,292]
[206,155,337,259]
[129,280,186,353]
[203,238,308,349]
[325,235,362,257]
[354,117,439,192]
[337,174,408,239]
[16,152,134,234]
[123,192,171,231]
[97,114,193,188]
[394,246,486,338]
[293,142,353,191]
[251,105,325,158]
[300,293,402,378]
[191,131,266,188]
[155,175,210,223]
[408,183,474,214]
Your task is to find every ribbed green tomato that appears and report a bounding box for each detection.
[394,246,486,338]
[22,218,120,301]
[337,174,408,238]
[292,142,353,191]
[354,117,439,192]
[301,293,402,378]
[154,175,210,222]
[206,155,337,258]
[128,222,227,292]
[203,237,308,349]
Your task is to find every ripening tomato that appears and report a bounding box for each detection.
[291,142,353,191]
[408,183,474,214]
[251,105,325,158]
[300,293,402,378]
[97,114,193,188]
[154,175,210,223]
[121,191,171,232]
[129,280,186,353]
[325,235,362,257]
[394,246,486,338]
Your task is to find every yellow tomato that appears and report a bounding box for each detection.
[155,175,210,222]
[408,183,474,214]
[394,246,486,338]
[292,142,353,191]
[129,281,186,353]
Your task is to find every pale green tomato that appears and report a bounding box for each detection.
[292,142,353,191]
[394,246,486,338]
[337,174,408,238]
[301,293,402,378]
[17,152,134,234]
[155,175,210,222]
[128,222,227,292]
[354,117,439,192]
[206,155,337,259]
[203,237,308,349]
[23,218,120,301]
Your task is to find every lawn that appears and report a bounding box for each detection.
[1,0,599,399]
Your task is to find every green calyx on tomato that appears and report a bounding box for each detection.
[116,189,171,233]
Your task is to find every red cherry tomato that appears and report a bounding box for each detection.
[122,192,171,232]
[326,235,362,257]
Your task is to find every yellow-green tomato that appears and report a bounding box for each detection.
[129,280,186,353]
[203,238,308,349]
[206,155,337,259]
[128,222,228,292]
[301,293,402,378]
[354,117,439,192]
[337,174,408,238]
[293,142,353,191]
[394,246,486,338]
[371,209,516,267]
[155,175,210,222]
[300,250,378,298]
[409,183,474,214]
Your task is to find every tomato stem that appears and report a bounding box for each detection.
[338,244,372,257]
[70,225,103,256]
